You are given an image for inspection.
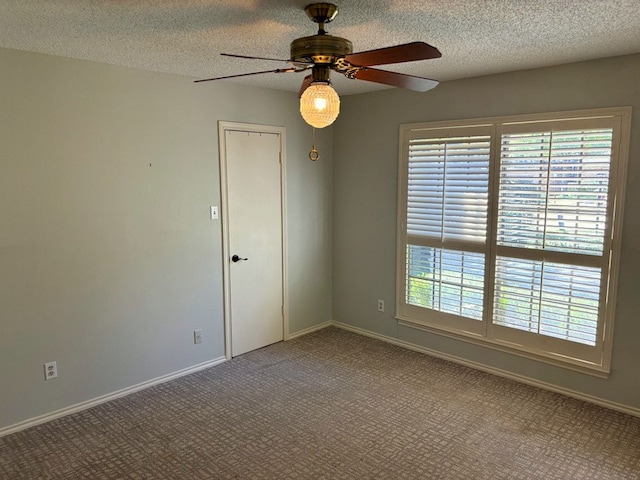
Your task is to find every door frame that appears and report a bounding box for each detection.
[218,121,289,360]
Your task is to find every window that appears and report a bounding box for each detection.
[397,108,630,374]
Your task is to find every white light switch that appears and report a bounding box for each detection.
[210,206,219,220]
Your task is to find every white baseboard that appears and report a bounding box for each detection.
[5,321,637,437]
[287,321,332,340]
[331,320,640,419]
[0,357,227,438]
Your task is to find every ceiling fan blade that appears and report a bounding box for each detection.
[221,53,301,63]
[298,75,313,97]
[345,42,441,67]
[194,68,298,83]
[351,67,439,92]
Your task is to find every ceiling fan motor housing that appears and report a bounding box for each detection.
[290,35,353,64]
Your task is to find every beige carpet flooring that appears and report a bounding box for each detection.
[1,327,639,479]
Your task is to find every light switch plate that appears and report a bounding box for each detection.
[210,206,219,220]
[194,329,203,344]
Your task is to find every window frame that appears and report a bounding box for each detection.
[396,107,631,376]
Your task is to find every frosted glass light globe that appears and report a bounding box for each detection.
[300,83,340,128]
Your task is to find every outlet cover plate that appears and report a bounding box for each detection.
[44,361,58,380]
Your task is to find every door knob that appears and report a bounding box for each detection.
[232,254,248,262]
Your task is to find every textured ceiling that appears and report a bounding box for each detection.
[2,0,640,95]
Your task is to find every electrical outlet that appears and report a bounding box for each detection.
[44,361,58,380]
[194,329,203,344]
[377,299,385,312]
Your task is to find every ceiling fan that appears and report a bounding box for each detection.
[195,3,441,129]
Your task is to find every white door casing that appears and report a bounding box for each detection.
[218,122,288,358]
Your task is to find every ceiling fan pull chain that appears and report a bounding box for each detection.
[309,127,320,161]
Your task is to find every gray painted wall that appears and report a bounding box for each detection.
[3,45,638,431]
[0,47,332,429]
[333,54,640,409]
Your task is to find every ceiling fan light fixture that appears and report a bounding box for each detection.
[300,82,340,128]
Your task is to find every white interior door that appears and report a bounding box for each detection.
[222,127,284,357]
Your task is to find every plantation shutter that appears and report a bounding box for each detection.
[404,127,491,322]
[407,133,491,243]
[496,127,612,255]
[399,109,629,372]
[492,120,616,347]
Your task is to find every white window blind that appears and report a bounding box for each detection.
[406,246,484,319]
[493,258,601,345]
[407,135,491,242]
[405,133,490,320]
[493,126,613,347]
[497,129,612,255]
[398,109,630,373]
